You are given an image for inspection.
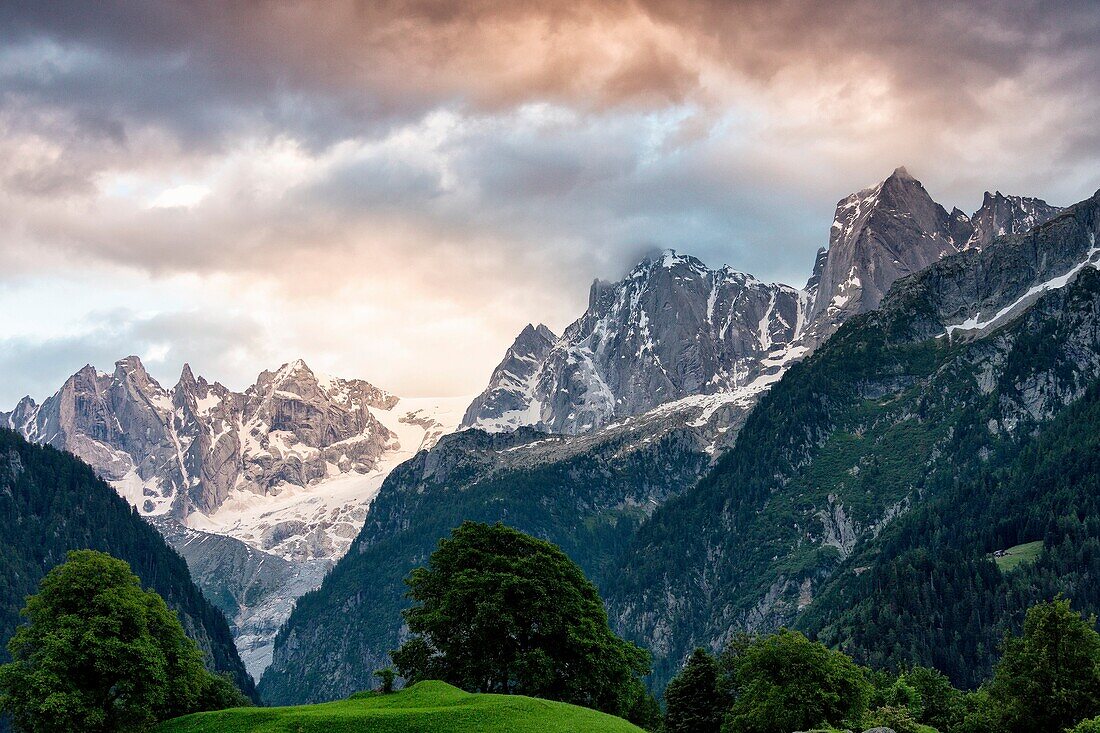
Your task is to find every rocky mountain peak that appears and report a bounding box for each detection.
[114,354,156,383]
[801,166,969,346]
[178,362,198,387]
[1,395,38,432]
[513,323,557,355]
[463,248,808,435]
[889,164,914,181]
[460,322,558,432]
[966,190,1063,250]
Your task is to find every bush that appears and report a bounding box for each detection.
[864,704,939,733]
[1069,717,1100,733]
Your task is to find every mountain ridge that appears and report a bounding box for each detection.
[463,168,1064,435]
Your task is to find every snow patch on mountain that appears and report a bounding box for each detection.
[186,395,470,560]
[945,235,1100,337]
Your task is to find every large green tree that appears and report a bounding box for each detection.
[720,629,870,733]
[987,598,1100,733]
[905,665,965,731]
[664,648,726,733]
[0,550,248,733]
[391,521,650,718]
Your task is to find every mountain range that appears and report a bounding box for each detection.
[3,167,1076,701]
[462,167,1057,437]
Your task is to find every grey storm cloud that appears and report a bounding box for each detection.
[3,0,1097,150]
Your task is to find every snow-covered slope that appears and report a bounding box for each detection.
[186,394,470,561]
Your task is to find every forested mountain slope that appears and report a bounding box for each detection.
[0,429,256,713]
[259,424,710,704]
[799,371,1100,687]
[607,190,1100,687]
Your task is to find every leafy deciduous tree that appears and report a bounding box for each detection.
[391,522,650,719]
[720,629,870,733]
[0,550,248,733]
[988,598,1100,733]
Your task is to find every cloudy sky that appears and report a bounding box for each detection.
[1,0,1098,405]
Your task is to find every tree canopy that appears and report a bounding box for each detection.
[988,598,1100,733]
[391,521,650,719]
[720,629,871,733]
[0,550,248,733]
[664,648,725,733]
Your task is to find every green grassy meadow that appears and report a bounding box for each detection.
[993,541,1044,572]
[155,680,646,733]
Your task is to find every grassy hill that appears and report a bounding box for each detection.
[156,680,646,733]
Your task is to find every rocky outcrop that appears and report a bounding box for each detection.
[891,191,1099,341]
[460,323,556,431]
[6,357,399,531]
[966,191,1063,250]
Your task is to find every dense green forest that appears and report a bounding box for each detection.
[0,428,256,727]
[800,374,1100,686]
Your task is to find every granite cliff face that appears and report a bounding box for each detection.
[801,167,970,346]
[2,358,462,560]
